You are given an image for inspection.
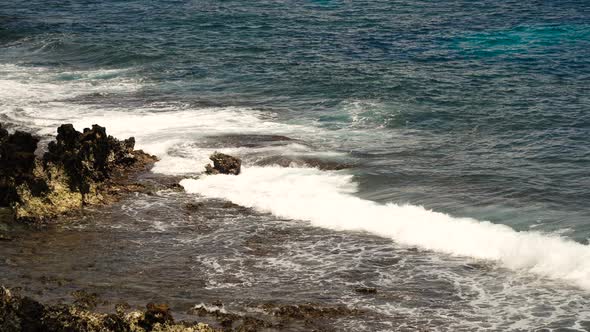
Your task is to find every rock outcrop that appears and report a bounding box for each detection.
[0,123,157,222]
[204,152,241,175]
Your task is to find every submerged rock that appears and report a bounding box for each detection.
[262,303,363,320]
[190,303,270,331]
[255,155,353,170]
[204,152,241,175]
[354,287,377,295]
[201,134,293,148]
[185,202,205,213]
[0,123,157,223]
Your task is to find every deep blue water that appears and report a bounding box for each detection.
[7,0,587,239]
[2,1,590,330]
[1,0,590,245]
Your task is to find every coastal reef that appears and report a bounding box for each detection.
[0,123,157,222]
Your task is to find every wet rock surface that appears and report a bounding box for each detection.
[72,290,100,310]
[4,184,566,331]
[139,303,175,330]
[0,124,41,208]
[354,287,377,295]
[0,286,373,332]
[261,302,364,321]
[189,304,271,331]
[204,153,241,175]
[0,287,218,332]
[0,190,390,331]
[4,124,574,331]
[0,123,157,222]
[188,301,365,331]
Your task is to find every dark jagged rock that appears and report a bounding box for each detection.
[139,303,174,330]
[0,123,158,222]
[0,287,218,332]
[0,124,7,140]
[204,152,241,175]
[0,125,45,207]
[103,313,129,332]
[2,286,369,332]
[44,124,138,195]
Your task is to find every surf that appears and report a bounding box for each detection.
[180,166,590,290]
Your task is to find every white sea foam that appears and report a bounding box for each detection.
[0,64,142,104]
[14,106,319,175]
[180,166,590,290]
[4,63,590,293]
[0,63,320,174]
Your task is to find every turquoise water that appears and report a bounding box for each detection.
[1,1,590,329]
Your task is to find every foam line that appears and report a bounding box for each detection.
[180,166,590,290]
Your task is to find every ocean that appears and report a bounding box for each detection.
[1,0,590,330]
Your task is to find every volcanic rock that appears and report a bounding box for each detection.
[0,287,218,332]
[0,123,157,222]
[204,152,241,175]
[0,125,43,207]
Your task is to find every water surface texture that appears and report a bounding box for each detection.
[1,0,590,330]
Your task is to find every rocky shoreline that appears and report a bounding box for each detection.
[0,287,217,332]
[0,123,158,223]
[0,285,370,332]
[0,123,372,331]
